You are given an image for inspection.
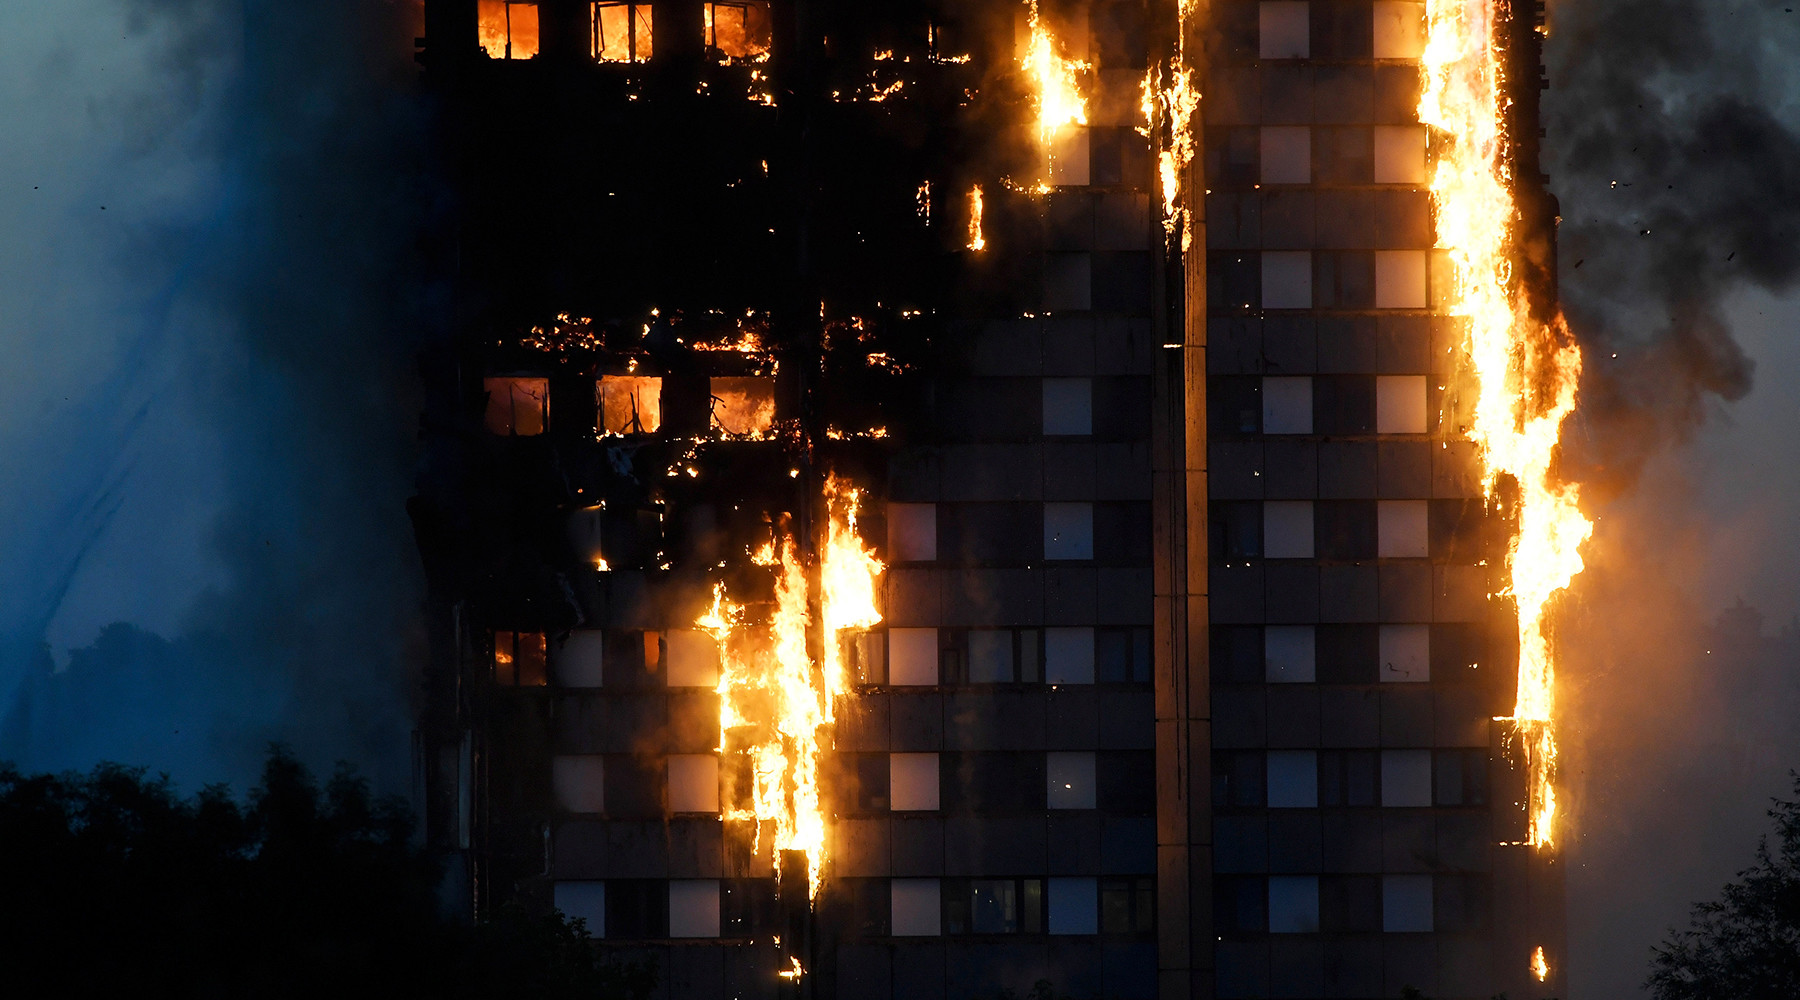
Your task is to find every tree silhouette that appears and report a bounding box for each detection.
[0,747,653,999]
[1648,774,1800,999]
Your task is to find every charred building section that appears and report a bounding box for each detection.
[410,1,1566,998]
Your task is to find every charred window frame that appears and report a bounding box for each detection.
[841,628,887,686]
[1100,877,1156,935]
[1433,749,1490,806]
[941,878,1045,935]
[604,879,667,939]
[493,630,548,686]
[482,376,549,436]
[477,1,540,60]
[597,375,663,435]
[592,2,653,63]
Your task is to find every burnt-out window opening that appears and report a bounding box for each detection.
[592,2,652,62]
[1433,749,1490,806]
[940,753,1046,813]
[1212,750,1266,809]
[844,878,891,938]
[1100,877,1155,934]
[598,375,662,435]
[483,376,549,436]
[604,879,667,939]
[1320,875,1382,932]
[843,753,889,813]
[1096,627,1151,683]
[942,878,1045,935]
[938,629,1041,685]
[494,630,547,686]
[705,1,771,60]
[1213,876,1268,934]
[1317,750,1380,807]
[1211,625,1265,684]
[478,1,540,60]
[708,376,775,436]
[1316,624,1379,683]
[722,878,773,936]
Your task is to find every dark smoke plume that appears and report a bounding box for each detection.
[1547,0,1800,496]
[0,1,431,793]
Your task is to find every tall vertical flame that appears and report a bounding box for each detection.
[701,480,884,897]
[1531,945,1551,982]
[1419,0,1592,847]
[1149,0,1201,248]
[967,185,987,251]
[1022,0,1090,182]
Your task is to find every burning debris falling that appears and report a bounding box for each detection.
[1420,0,1593,849]
[1531,944,1551,982]
[700,480,884,897]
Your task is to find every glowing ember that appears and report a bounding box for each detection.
[1531,945,1550,982]
[1420,0,1592,847]
[967,185,986,251]
[701,479,884,898]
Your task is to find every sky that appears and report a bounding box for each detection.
[0,0,1795,995]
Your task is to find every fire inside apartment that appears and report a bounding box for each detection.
[410,1,1578,997]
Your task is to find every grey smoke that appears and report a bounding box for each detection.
[1545,1,1800,996]
[0,0,429,794]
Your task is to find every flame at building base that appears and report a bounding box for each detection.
[700,478,884,898]
[1420,0,1592,849]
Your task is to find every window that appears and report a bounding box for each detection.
[887,503,937,562]
[665,628,720,687]
[1100,877,1156,934]
[1318,624,1379,683]
[1375,250,1428,309]
[846,879,892,937]
[967,630,1016,683]
[942,878,1044,935]
[1260,126,1311,184]
[592,3,653,62]
[1259,2,1310,59]
[1044,253,1093,311]
[1373,125,1427,184]
[494,631,547,686]
[1261,252,1313,309]
[1044,627,1095,684]
[891,878,942,936]
[1320,875,1382,932]
[1378,500,1429,558]
[483,376,548,435]
[1382,874,1433,932]
[1380,749,1433,807]
[1214,750,1267,808]
[1044,502,1094,560]
[1046,751,1097,809]
[1376,374,1427,433]
[554,882,606,936]
[888,628,938,686]
[843,629,886,685]
[552,629,604,687]
[1266,751,1318,808]
[478,1,540,60]
[1261,376,1312,434]
[890,753,940,811]
[709,376,775,436]
[1042,378,1093,436]
[705,2,772,60]
[1433,749,1489,806]
[1317,750,1379,807]
[1214,876,1268,933]
[1263,501,1315,559]
[1048,877,1099,935]
[1264,625,1315,683]
[1379,623,1430,683]
[605,880,667,938]
[1372,1,1427,59]
[668,754,719,813]
[553,756,606,813]
[1268,876,1320,933]
[1049,128,1090,187]
[597,375,662,435]
[669,880,721,938]
[1096,626,1151,683]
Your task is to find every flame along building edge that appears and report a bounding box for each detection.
[408,1,1573,997]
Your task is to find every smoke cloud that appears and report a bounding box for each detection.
[1545,1,1800,994]
[0,0,429,794]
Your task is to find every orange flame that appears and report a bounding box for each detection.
[967,185,987,251]
[1531,945,1550,982]
[1021,0,1090,180]
[1420,0,1592,847]
[701,479,884,897]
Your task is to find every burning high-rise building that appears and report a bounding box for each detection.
[409,1,1578,997]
